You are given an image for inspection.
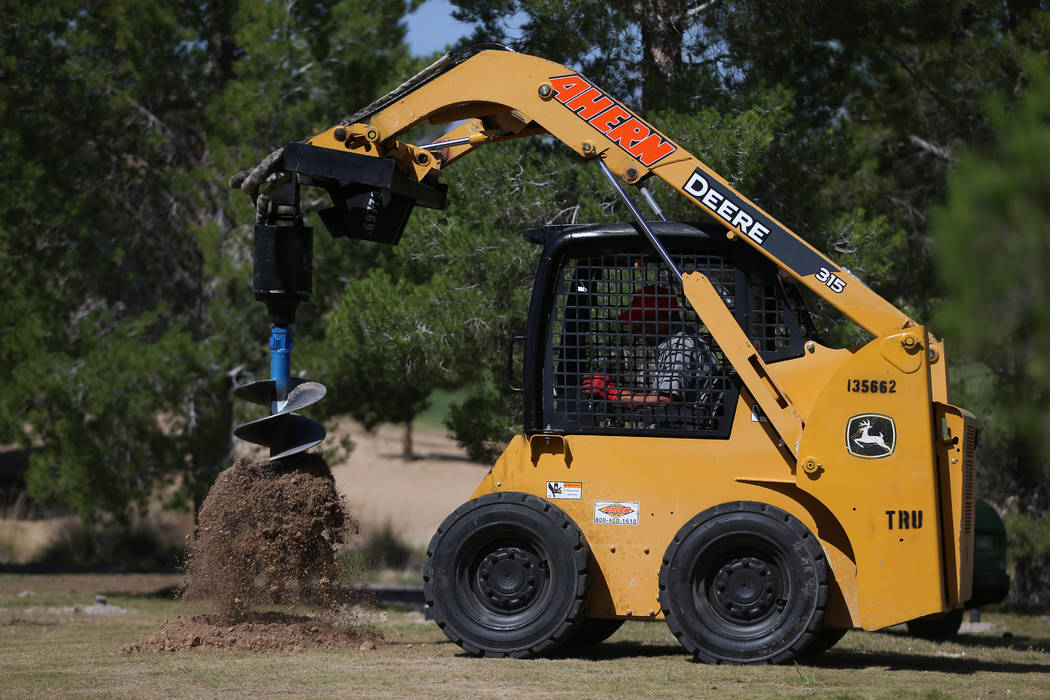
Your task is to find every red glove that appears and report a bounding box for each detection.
[581,374,619,400]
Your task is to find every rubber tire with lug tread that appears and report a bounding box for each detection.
[799,627,848,659]
[659,501,829,664]
[559,618,625,650]
[423,492,590,658]
[906,608,964,640]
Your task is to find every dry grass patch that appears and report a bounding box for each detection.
[1,575,1049,698]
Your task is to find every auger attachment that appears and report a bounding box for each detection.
[230,142,447,459]
[233,177,327,461]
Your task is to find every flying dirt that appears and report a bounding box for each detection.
[122,453,377,653]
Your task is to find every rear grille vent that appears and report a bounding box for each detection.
[961,424,977,535]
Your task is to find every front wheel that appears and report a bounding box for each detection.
[799,627,848,659]
[423,492,590,658]
[659,501,829,664]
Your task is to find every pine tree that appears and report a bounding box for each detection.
[0,0,417,521]
[932,57,1050,605]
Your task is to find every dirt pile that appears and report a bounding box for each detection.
[125,454,372,653]
[181,453,354,615]
[121,611,378,653]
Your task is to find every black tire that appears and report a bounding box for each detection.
[906,608,964,640]
[422,492,590,658]
[799,627,848,659]
[560,618,625,650]
[659,501,829,664]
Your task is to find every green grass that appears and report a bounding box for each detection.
[1,574,1049,698]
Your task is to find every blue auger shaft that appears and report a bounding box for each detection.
[269,325,292,409]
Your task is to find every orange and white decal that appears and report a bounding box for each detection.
[594,500,641,525]
[548,74,677,167]
[547,481,582,499]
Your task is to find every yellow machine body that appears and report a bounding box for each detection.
[236,47,978,646]
[472,327,975,630]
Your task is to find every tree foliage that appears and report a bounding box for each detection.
[0,0,418,521]
[7,0,1050,565]
[933,58,1050,499]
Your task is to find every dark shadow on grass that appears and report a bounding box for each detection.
[577,643,1050,672]
[877,627,1050,654]
[99,584,181,600]
[391,638,461,648]
[448,642,685,660]
[444,642,1050,670]
[551,641,685,660]
[802,648,1050,674]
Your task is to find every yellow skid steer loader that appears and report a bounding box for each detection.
[229,45,975,664]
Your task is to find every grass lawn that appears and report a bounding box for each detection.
[1,573,1048,698]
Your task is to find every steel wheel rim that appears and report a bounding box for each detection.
[455,528,555,629]
[691,536,791,639]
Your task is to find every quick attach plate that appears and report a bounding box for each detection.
[281,142,447,245]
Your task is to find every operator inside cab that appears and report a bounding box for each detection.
[581,283,720,422]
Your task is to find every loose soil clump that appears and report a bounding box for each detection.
[126,453,371,653]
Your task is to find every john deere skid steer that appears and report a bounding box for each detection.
[229,45,976,664]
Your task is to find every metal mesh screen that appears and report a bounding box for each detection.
[749,277,797,357]
[545,253,739,436]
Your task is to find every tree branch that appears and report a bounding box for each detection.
[908,134,953,163]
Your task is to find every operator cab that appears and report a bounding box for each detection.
[521,222,815,439]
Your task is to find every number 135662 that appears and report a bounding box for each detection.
[847,379,896,394]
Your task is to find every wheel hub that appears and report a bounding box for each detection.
[712,555,778,621]
[476,545,546,611]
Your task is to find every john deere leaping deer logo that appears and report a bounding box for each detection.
[846,414,896,459]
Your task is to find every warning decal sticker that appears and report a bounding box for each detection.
[593,500,640,525]
[547,481,582,500]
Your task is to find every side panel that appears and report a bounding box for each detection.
[471,402,859,627]
[796,327,947,629]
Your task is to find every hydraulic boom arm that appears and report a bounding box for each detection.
[231,46,923,460]
[235,46,914,339]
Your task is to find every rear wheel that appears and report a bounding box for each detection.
[560,618,625,650]
[423,492,589,658]
[659,501,828,664]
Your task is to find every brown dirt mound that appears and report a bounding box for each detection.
[119,612,378,653]
[180,453,357,617]
[125,454,382,654]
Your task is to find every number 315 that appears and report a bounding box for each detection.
[815,267,846,293]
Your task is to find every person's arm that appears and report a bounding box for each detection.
[614,389,672,406]
[581,375,673,407]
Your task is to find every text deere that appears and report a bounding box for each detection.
[683,170,770,245]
